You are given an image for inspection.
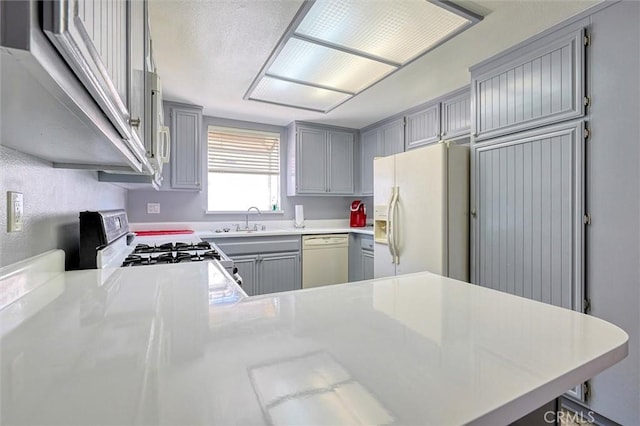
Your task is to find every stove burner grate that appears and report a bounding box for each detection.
[123,241,224,267]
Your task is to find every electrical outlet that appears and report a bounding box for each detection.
[7,191,24,232]
[147,203,160,214]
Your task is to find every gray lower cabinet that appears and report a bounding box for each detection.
[233,252,300,296]
[470,27,585,141]
[164,102,203,191]
[287,122,355,195]
[361,236,374,280]
[233,255,258,296]
[208,236,302,296]
[348,234,374,282]
[259,252,301,295]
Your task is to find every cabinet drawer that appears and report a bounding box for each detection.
[360,236,374,251]
[208,236,301,256]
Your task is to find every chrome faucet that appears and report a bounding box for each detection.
[245,206,261,230]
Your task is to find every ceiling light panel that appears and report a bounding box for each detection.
[267,38,397,93]
[251,76,351,112]
[296,0,472,65]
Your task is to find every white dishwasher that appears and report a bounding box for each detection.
[302,234,349,288]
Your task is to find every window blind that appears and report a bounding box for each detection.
[208,126,280,175]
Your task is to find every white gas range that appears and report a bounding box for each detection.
[78,210,242,287]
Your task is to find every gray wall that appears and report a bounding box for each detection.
[127,115,371,223]
[0,146,127,270]
[584,2,639,424]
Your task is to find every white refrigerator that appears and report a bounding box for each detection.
[373,142,469,281]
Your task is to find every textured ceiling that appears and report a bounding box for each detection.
[149,0,600,129]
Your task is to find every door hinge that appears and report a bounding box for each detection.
[583,96,591,107]
[584,128,591,139]
[584,34,591,46]
[583,381,591,401]
[583,213,591,225]
[403,117,406,127]
[584,298,592,314]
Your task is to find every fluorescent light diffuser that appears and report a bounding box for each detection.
[250,76,352,112]
[245,0,482,113]
[296,0,472,64]
[267,38,397,93]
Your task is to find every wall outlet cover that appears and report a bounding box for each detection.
[7,191,24,232]
[147,203,161,214]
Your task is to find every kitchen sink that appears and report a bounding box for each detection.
[213,225,268,234]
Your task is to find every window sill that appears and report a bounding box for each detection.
[205,210,285,215]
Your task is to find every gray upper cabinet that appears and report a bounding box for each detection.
[471,28,585,141]
[472,120,584,311]
[405,103,440,150]
[357,119,403,196]
[442,90,471,140]
[166,102,203,191]
[379,119,405,157]
[360,86,470,159]
[287,122,355,196]
[297,127,328,194]
[42,0,146,163]
[328,131,355,194]
[360,129,378,196]
[128,0,147,145]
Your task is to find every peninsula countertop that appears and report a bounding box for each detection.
[0,255,628,426]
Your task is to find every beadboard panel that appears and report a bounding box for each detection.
[472,28,585,141]
[405,104,440,150]
[442,92,471,140]
[474,121,584,310]
[75,0,128,100]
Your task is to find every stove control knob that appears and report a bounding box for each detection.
[233,267,238,274]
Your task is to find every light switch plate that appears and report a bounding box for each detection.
[7,191,24,232]
[147,203,160,214]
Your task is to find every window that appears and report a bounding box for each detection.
[207,126,281,212]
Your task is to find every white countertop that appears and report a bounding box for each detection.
[129,219,375,239]
[198,225,374,239]
[0,253,628,426]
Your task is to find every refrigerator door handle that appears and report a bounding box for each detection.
[390,186,400,264]
[386,191,396,262]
